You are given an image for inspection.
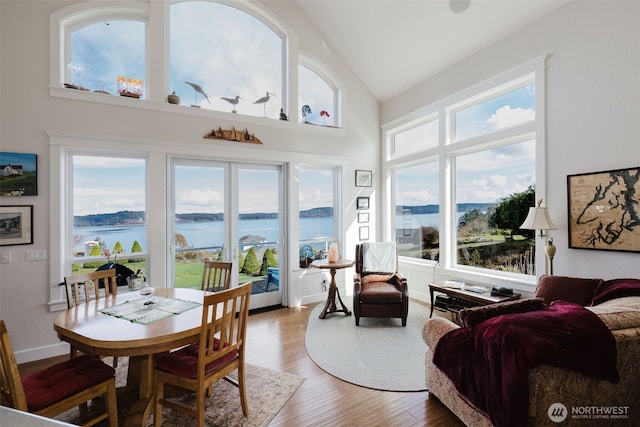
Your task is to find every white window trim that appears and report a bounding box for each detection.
[381,56,547,290]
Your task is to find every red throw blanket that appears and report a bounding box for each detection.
[433,301,619,427]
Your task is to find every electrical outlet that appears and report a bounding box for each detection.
[0,252,11,264]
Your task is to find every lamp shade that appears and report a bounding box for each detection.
[520,207,557,231]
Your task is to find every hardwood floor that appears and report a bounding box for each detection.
[19,300,464,426]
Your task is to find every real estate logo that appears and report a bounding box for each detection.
[548,403,568,423]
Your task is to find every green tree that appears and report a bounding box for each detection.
[216,249,224,261]
[89,244,102,256]
[259,248,279,275]
[489,185,536,238]
[112,241,124,254]
[237,251,245,272]
[242,247,260,275]
[131,240,143,253]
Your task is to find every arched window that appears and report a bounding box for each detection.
[68,20,145,97]
[298,60,339,127]
[169,1,283,118]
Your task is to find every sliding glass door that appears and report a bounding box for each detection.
[171,159,283,310]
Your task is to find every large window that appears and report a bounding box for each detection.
[298,168,336,267]
[69,154,147,275]
[385,63,543,279]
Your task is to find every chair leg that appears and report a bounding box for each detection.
[238,362,249,417]
[105,380,118,427]
[197,389,206,427]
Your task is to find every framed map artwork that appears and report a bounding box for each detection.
[567,166,640,252]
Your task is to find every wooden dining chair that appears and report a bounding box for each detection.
[201,261,232,292]
[64,269,119,367]
[0,320,118,427]
[153,282,252,427]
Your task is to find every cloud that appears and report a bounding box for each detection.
[487,105,534,130]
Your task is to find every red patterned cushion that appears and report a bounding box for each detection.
[21,355,114,412]
[155,339,238,379]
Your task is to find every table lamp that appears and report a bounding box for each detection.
[520,199,557,275]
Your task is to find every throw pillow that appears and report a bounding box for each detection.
[534,275,602,306]
[361,274,394,284]
[459,298,547,328]
[591,278,640,305]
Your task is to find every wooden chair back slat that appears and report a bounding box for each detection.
[201,261,232,293]
[64,269,118,309]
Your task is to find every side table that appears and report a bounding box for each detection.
[429,282,521,321]
[310,259,355,319]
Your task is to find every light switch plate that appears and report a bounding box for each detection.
[25,249,47,262]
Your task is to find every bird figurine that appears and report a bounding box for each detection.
[220,95,242,113]
[185,82,210,107]
[302,104,312,123]
[253,91,276,117]
[279,108,288,121]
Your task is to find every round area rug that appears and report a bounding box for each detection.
[305,301,428,391]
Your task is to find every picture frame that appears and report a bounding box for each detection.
[567,166,640,252]
[357,196,369,210]
[359,226,370,241]
[0,205,33,246]
[358,212,369,223]
[355,170,372,187]
[0,152,37,196]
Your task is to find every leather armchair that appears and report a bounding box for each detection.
[353,243,409,326]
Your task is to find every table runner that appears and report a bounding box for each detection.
[99,296,201,325]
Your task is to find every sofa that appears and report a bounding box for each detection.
[422,276,640,426]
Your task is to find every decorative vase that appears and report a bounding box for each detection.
[167,92,180,104]
[327,243,339,263]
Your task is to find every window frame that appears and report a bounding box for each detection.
[382,56,547,288]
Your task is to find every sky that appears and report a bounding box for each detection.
[69,1,333,124]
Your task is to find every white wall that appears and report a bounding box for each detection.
[0,0,379,362]
[383,0,640,297]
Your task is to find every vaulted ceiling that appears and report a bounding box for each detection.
[295,0,569,101]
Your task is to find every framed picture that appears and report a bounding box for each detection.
[358,212,369,223]
[357,196,369,210]
[359,226,370,241]
[0,152,37,196]
[567,166,640,252]
[0,205,33,246]
[355,170,372,187]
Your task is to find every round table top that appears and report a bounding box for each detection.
[310,258,355,269]
[53,288,207,357]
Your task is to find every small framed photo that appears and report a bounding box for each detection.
[359,226,370,241]
[0,205,33,246]
[0,152,37,196]
[355,170,372,187]
[357,196,369,210]
[358,212,369,223]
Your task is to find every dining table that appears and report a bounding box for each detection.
[53,287,208,427]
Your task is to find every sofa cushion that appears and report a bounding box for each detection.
[587,297,640,330]
[591,278,640,305]
[459,298,547,328]
[534,275,602,306]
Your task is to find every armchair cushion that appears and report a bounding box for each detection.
[534,275,602,306]
[21,355,115,412]
[458,298,547,328]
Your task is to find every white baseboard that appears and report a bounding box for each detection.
[14,341,68,364]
